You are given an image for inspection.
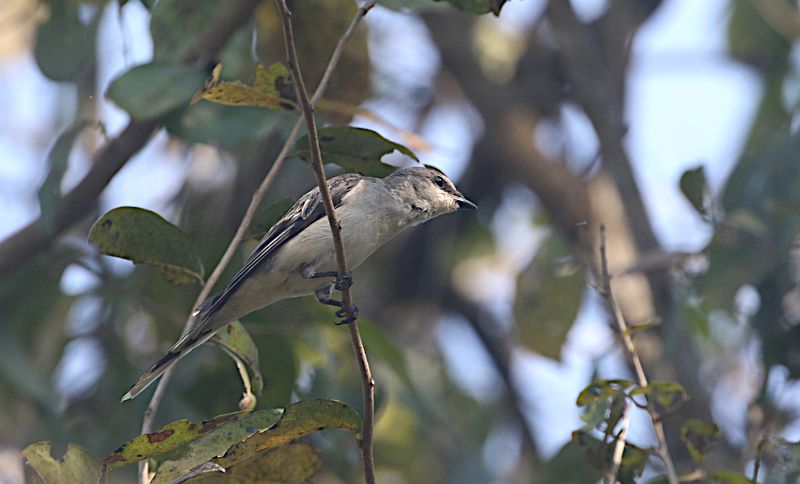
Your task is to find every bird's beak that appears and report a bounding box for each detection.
[455,196,477,210]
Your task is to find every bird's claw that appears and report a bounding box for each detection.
[334,304,359,325]
[334,271,353,291]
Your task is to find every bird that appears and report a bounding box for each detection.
[121,165,476,401]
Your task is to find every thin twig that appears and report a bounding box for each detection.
[275,1,376,483]
[598,225,678,484]
[606,400,632,484]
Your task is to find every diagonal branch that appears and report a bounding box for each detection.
[274,1,376,483]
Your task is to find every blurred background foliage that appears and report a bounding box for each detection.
[4,0,800,482]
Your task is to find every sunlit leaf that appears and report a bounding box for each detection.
[34,3,97,81]
[38,121,92,233]
[23,442,103,484]
[106,62,207,121]
[679,165,708,217]
[247,198,296,240]
[631,380,687,414]
[195,63,297,111]
[89,207,205,285]
[214,399,360,468]
[150,410,283,483]
[681,418,720,464]
[296,127,418,178]
[514,233,586,361]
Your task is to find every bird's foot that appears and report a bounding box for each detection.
[334,304,359,325]
[334,271,353,291]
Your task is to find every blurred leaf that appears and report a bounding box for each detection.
[358,319,414,389]
[38,121,92,233]
[576,380,632,434]
[247,198,296,240]
[196,442,322,483]
[150,410,283,483]
[708,471,754,484]
[23,442,102,484]
[195,63,297,110]
[150,0,222,61]
[631,380,687,414]
[681,419,720,464]
[296,127,418,178]
[540,440,604,484]
[214,399,360,468]
[514,232,586,360]
[251,334,298,409]
[106,62,206,121]
[89,207,205,285]
[435,0,507,15]
[212,321,263,409]
[679,165,708,217]
[164,102,289,149]
[761,437,800,483]
[34,2,97,81]
[377,0,448,11]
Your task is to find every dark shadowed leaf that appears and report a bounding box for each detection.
[435,0,507,15]
[106,62,206,121]
[150,0,222,61]
[247,198,296,240]
[679,165,708,217]
[34,3,97,81]
[540,440,605,484]
[297,126,418,177]
[514,232,586,360]
[213,399,360,468]
[195,63,297,110]
[251,334,298,409]
[23,442,102,484]
[681,419,720,464]
[193,442,322,483]
[38,121,92,233]
[212,321,264,409]
[89,207,204,285]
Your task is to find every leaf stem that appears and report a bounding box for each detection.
[274,1,377,483]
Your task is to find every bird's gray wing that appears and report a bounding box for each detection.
[191,173,364,328]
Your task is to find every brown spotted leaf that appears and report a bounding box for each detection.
[213,399,360,469]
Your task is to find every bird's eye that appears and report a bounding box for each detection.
[433,176,446,188]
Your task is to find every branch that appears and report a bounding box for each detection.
[598,226,678,484]
[275,1,376,483]
[606,400,632,484]
[0,0,263,279]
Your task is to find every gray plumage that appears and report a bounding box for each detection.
[121,166,475,401]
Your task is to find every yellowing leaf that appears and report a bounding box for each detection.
[195,63,297,110]
[23,442,103,484]
[211,321,264,410]
[205,442,322,483]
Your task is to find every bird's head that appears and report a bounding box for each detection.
[386,165,477,225]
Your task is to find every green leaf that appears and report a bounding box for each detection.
[631,380,687,414]
[435,0,507,15]
[202,442,323,483]
[575,380,632,434]
[214,399,361,469]
[195,63,297,111]
[681,419,720,464]
[707,471,753,484]
[247,198,296,240]
[150,0,222,62]
[34,3,97,81]
[212,321,264,410]
[23,442,103,484]
[149,410,283,483]
[679,165,709,217]
[251,334,298,409]
[514,233,586,361]
[106,62,207,121]
[377,0,449,12]
[89,207,204,285]
[540,440,604,484]
[38,121,92,233]
[296,126,418,178]
[165,102,288,149]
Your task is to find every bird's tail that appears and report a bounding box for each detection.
[120,315,217,402]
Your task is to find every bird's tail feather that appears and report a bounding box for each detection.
[120,319,216,402]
